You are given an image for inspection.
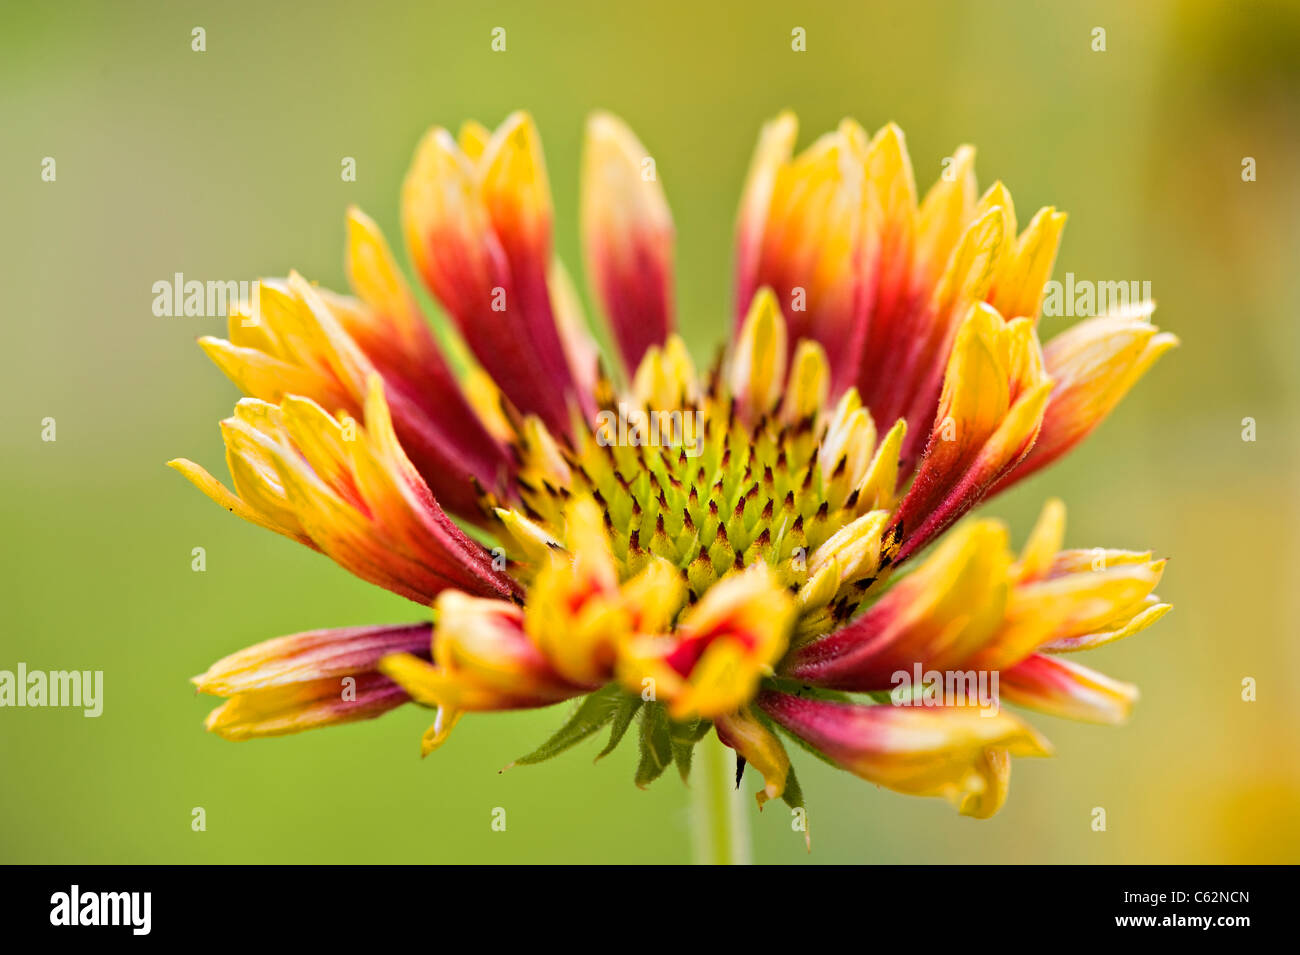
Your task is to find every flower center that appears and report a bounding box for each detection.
[488,368,894,625]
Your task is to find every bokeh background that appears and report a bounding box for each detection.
[3,0,1297,864]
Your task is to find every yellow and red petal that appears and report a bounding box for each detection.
[402,114,590,436]
[581,112,675,374]
[195,622,432,740]
[999,653,1138,725]
[973,556,1167,670]
[856,197,1008,470]
[758,691,1050,814]
[993,307,1178,492]
[523,497,631,687]
[610,561,795,720]
[380,592,586,754]
[341,208,514,496]
[172,381,518,606]
[786,518,1012,688]
[736,117,872,393]
[650,563,795,720]
[199,267,509,520]
[892,303,1052,562]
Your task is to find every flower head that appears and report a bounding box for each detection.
[175,111,1174,823]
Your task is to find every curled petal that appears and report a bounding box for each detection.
[993,307,1178,493]
[796,509,891,627]
[758,691,1050,814]
[988,205,1068,322]
[1040,600,1172,653]
[170,380,518,606]
[581,112,675,374]
[381,593,584,754]
[520,496,686,691]
[974,556,1167,670]
[200,265,507,520]
[342,208,514,499]
[958,748,1012,819]
[622,563,795,720]
[791,499,1171,697]
[715,707,790,808]
[196,623,431,740]
[818,389,876,509]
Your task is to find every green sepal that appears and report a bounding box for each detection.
[511,685,621,767]
[634,703,673,788]
[667,717,712,781]
[595,693,644,761]
[780,758,805,810]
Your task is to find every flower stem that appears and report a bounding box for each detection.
[691,733,751,864]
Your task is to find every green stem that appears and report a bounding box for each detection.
[691,733,751,864]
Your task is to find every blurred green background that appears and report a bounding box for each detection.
[2,0,1297,864]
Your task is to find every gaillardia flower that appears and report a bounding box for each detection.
[176,110,1174,823]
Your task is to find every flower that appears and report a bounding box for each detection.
[174,111,1174,822]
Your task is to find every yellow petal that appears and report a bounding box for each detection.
[780,339,830,424]
[992,207,1067,321]
[1012,498,1067,583]
[480,111,553,250]
[730,287,788,418]
[916,144,977,281]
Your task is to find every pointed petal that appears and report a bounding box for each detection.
[994,308,1178,492]
[990,207,1068,321]
[999,653,1138,724]
[195,623,431,696]
[958,747,1012,819]
[787,518,1012,688]
[402,117,587,435]
[581,112,675,374]
[730,288,788,420]
[174,382,518,606]
[893,304,1052,562]
[738,119,872,392]
[196,622,431,740]
[735,111,798,323]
